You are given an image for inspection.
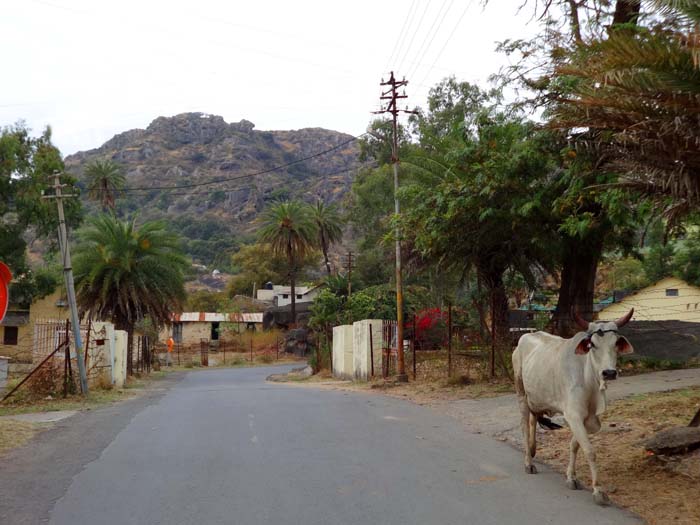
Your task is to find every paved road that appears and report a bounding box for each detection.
[4,366,641,524]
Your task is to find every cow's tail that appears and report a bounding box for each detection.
[537,416,563,430]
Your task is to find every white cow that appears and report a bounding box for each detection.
[512,309,634,505]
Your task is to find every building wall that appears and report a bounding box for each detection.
[0,290,69,362]
[161,321,260,345]
[598,277,700,323]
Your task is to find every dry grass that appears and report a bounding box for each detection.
[360,376,513,403]
[537,387,700,525]
[0,375,149,417]
[0,419,42,456]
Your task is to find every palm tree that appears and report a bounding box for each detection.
[258,201,317,325]
[73,215,188,373]
[311,200,343,275]
[549,0,700,219]
[84,160,125,212]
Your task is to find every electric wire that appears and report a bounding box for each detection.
[405,0,455,82]
[123,163,377,199]
[396,0,433,75]
[417,0,474,96]
[385,0,419,74]
[118,134,367,193]
[387,0,420,75]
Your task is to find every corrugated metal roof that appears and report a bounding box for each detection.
[172,312,263,323]
[1,311,29,326]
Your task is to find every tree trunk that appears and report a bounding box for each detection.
[552,234,604,336]
[612,0,641,26]
[320,232,331,275]
[482,269,510,340]
[567,0,583,43]
[127,327,134,376]
[480,267,510,378]
[287,241,297,327]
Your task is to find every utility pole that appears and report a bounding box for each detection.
[44,172,89,395]
[345,251,355,297]
[375,71,416,383]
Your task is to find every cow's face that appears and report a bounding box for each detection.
[575,321,634,382]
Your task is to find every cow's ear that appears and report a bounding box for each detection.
[616,336,633,355]
[575,337,591,355]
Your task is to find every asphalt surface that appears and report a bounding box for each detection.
[2,366,641,524]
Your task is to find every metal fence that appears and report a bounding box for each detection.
[3,319,109,402]
[372,309,497,382]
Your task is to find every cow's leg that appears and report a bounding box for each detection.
[518,395,536,474]
[528,412,537,459]
[565,437,582,490]
[566,415,608,505]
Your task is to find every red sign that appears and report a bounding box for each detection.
[0,262,11,324]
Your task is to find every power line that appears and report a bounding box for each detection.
[121,163,377,199]
[117,134,367,193]
[385,0,419,73]
[396,0,433,74]
[406,0,455,81]
[417,0,473,95]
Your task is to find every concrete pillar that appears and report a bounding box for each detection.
[0,356,8,389]
[332,325,353,379]
[91,322,116,384]
[352,320,383,381]
[113,330,128,388]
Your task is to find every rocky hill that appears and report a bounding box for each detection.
[65,113,364,268]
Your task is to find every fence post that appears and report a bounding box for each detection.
[490,291,496,379]
[447,304,452,378]
[369,326,374,378]
[412,315,416,381]
[250,337,253,362]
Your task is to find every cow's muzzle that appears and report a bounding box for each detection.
[602,369,618,380]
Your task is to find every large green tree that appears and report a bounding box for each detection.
[493,0,656,332]
[401,81,558,338]
[73,215,188,372]
[258,201,317,324]
[0,124,81,307]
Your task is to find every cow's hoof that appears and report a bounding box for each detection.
[566,479,582,490]
[524,464,537,474]
[593,490,610,506]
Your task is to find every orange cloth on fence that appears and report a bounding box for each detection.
[167,337,174,352]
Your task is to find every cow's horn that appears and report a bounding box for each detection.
[614,308,634,328]
[572,308,590,330]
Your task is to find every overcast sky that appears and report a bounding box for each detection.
[2,0,541,156]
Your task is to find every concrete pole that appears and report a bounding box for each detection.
[50,173,89,395]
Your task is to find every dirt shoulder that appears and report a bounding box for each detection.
[0,370,184,457]
[537,387,700,525]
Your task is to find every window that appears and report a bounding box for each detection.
[297,294,302,299]
[173,322,183,343]
[282,294,289,299]
[666,289,679,297]
[3,326,18,345]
